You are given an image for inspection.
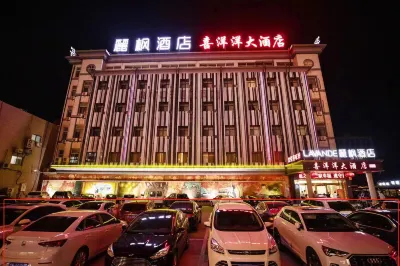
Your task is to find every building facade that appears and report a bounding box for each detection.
[44,44,338,198]
[0,101,58,197]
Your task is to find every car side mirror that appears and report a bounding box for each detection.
[264,222,273,228]
[204,221,211,227]
[295,222,302,231]
[18,219,31,226]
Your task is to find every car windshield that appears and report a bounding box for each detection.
[266,202,288,209]
[384,202,399,209]
[122,203,147,211]
[0,208,27,225]
[327,201,355,212]
[77,202,102,210]
[170,202,193,213]
[27,192,41,197]
[214,210,264,231]
[177,194,188,199]
[48,201,62,204]
[23,216,77,232]
[126,212,173,234]
[301,213,357,232]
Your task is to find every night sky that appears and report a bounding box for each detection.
[5,1,398,180]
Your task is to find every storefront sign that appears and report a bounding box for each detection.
[299,172,345,179]
[303,160,383,172]
[114,36,192,53]
[199,34,285,50]
[288,152,301,163]
[302,149,376,159]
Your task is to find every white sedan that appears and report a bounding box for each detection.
[3,210,126,266]
[273,206,398,266]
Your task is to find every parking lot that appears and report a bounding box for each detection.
[89,206,303,266]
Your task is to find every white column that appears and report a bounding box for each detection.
[365,172,378,201]
[305,172,314,198]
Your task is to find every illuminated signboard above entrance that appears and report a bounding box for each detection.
[199,34,285,50]
[303,160,383,172]
[287,148,376,163]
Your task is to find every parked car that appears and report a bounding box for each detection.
[77,201,116,214]
[106,209,189,266]
[255,201,290,223]
[0,203,66,247]
[119,201,154,223]
[170,201,202,230]
[241,195,258,207]
[268,195,293,205]
[211,195,243,206]
[301,199,355,216]
[366,200,399,211]
[347,209,398,249]
[79,194,95,202]
[163,193,189,207]
[204,202,281,266]
[146,189,165,208]
[273,206,397,266]
[27,191,50,199]
[52,191,74,199]
[3,210,126,266]
[47,199,82,209]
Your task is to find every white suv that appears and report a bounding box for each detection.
[273,206,397,266]
[301,199,355,216]
[204,202,280,266]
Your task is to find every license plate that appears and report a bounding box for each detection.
[8,263,30,266]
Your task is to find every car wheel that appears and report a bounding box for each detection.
[273,229,284,250]
[71,248,88,266]
[306,248,322,266]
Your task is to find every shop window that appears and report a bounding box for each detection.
[135,103,145,113]
[180,79,190,88]
[203,126,214,136]
[203,152,215,165]
[293,100,305,111]
[82,81,93,93]
[226,152,237,164]
[133,127,143,137]
[160,79,170,88]
[112,127,123,137]
[224,101,234,111]
[130,152,141,164]
[223,79,234,88]
[202,78,213,88]
[225,126,235,136]
[98,81,108,90]
[158,102,168,112]
[115,103,125,113]
[10,155,23,165]
[66,106,72,117]
[246,78,256,88]
[272,126,282,136]
[109,152,120,163]
[177,152,188,164]
[267,80,277,87]
[74,67,81,78]
[119,81,129,90]
[252,152,263,164]
[31,134,41,143]
[90,127,100,137]
[297,125,308,136]
[179,102,189,112]
[270,101,279,111]
[71,86,77,96]
[307,76,319,91]
[250,126,261,136]
[202,102,213,112]
[289,78,300,87]
[312,100,322,112]
[157,126,168,137]
[248,101,259,111]
[316,126,327,136]
[155,152,166,164]
[178,126,189,137]
[86,152,96,163]
[94,103,104,113]
[138,80,147,89]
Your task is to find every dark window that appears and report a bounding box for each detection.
[293,100,305,110]
[71,86,77,97]
[223,79,234,88]
[66,107,72,117]
[267,80,277,87]
[287,210,302,224]
[270,101,279,111]
[226,152,237,164]
[86,152,96,163]
[74,67,81,78]
[119,81,129,90]
[130,152,141,164]
[77,214,102,231]
[202,78,213,88]
[203,152,215,164]
[58,150,64,157]
[279,209,291,222]
[73,129,81,139]
[109,152,120,163]
[104,203,115,210]
[99,213,118,226]
[20,206,64,223]
[159,102,168,112]
[312,100,322,112]
[297,125,308,136]
[62,128,68,140]
[170,202,193,214]
[202,102,213,112]
[178,126,189,137]
[155,152,166,164]
[214,210,263,231]
[289,78,300,87]
[248,101,259,111]
[350,213,393,231]
[179,102,189,112]
[316,126,327,137]
[327,201,355,212]
[250,126,260,136]
[138,80,147,90]
[225,126,235,136]
[203,126,214,136]
[138,90,146,102]
[224,101,234,111]
[180,79,190,88]
[122,203,147,212]
[82,81,92,93]
[126,212,173,234]
[301,213,357,232]
[94,103,104,113]
[78,105,87,115]
[160,79,170,88]
[252,152,263,164]
[91,127,101,137]
[98,81,108,90]
[23,216,77,232]
[307,76,319,90]
[78,202,103,210]
[115,103,125,113]
[63,201,80,208]
[135,103,145,112]
[272,126,282,136]
[157,126,168,137]
[133,127,143,137]
[112,127,123,137]
[0,209,27,225]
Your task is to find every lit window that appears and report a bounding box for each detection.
[226,153,237,164]
[112,127,123,137]
[10,155,23,165]
[98,81,108,90]
[135,103,145,112]
[157,126,168,137]
[133,127,143,137]
[203,126,214,136]
[69,149,80,164]
[178,126,189,137]
[94,103,104,113]
[224,101,234,111]
[119,81,129,90]
[293,100,305,111]
[248,101,259,111]
[159,102,168,112]
[202,102,213,112]
[252,152,263,164]
[155,152,166,164]
[31,134,41,143]
[86,152,97,163]
[90,127,101,137]
[246,78,256,88]
[130,152,141,164]
[109,152,120,163]
[272,126,282,136]
[250,126,261,136]
[177,152,188,164]
[297,125,308,136]
[203,152,215,164]
[179,102,189,112]
[115,103,125,113]
[225,126,236,136]
[270,101,279,111]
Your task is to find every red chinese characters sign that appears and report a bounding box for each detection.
[302,160,383,172]
[199,34,285,50]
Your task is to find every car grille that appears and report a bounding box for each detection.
[112,257,151,266]
[216,261,228,266]
[228,250,266,255]
[348,255,396,266]
[231,262,265,266]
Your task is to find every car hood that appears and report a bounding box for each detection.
[308,231,393,254]
[113,232,173,257]
[213,230,269,250]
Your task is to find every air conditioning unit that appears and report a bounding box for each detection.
[318,136,327,141]
[316,111,323,116]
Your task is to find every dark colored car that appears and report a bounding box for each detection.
[255,201,289,222]
[347,209,398,249]
[170,201,201,230]
[241,195,258,207]
[268,195,293,205]
[79,194,95,202]
[119,201,154,223]
[51,191,73,199]
[367,200,399,211]
[105,209,189,266]
[163,193,189,207]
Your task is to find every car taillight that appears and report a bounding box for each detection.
[269,208,279,214]
[38,239,67,247]
[389,247,398,260]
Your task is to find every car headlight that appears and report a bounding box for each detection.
[267,233,278,255]
[107,244,114,257]
[322,246,349,257]
[150,244,170,260]
[210,238,224,254]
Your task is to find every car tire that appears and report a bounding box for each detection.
[71,248,88,266]
[273,229,284,250]
[306,248,322,266]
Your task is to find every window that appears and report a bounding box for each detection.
[203,126,213,136]
[348,213,393,231]
[115,103,125,113]
[74,67,81,78]
[24,216,77,232]
[287,210,302,224]
[78,104,87,116]
[94,103,104,112]
[159,102,168,112]
[138,80,147,89]
[78,215,102,231]
[86,152,97,163]
[272,126,282,136]
[214,210,264,232]
[119,81,129,90]
[252,152,263,164]
[82,81,92,93]
[71,86,77,96]
[202,89,214,100]
[66,106,72,117]
[99,213,118,226]
[279,209,291,222]
[70,149,79,164]
[160,79,170,88]
[62,127,68,140]
[312,100,322,112]
[267,80,277,87]
[225,126,235,136]
[223,79,233,88]
[226,152,237,164]
[155,152,166,164]
[293,100,305,110]
[179,102,189,112]
[246,78,256,88]
[133,127,143,137]
[109,152,120,163]
[112,127,123,137]
[73,128,81,139]
[58,150,64,157]
[289,78,300,87]
[10,155,23,165]
[316,126,327,136]
[307,76,319,90]
[90,127,100,137]
[178,126,189,137]
[31,134,41,143]
[180,79,190,88]
[177,152,188,164]
[202,102,213,112]
[135,103,145,112]
[180,89,187,100]
[20,206,64,224]
[157,126,168,137]
[248,101,259,111]
[130,152,141,164]
[138,90,146,102]
[98,81,108,90]
[270,101,279,111]
[297,125,308,136]
[202,78,213,88]
[224,101,234,111]
[203,152,215,164]
[250,126,260,136]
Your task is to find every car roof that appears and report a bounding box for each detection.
[143,209,179,214]
[216,202,253,210]
[123,201,148,205]
[81,201,112,204]
[47,210,106,217]
[5,203,64,209]
[285,206,337,213]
